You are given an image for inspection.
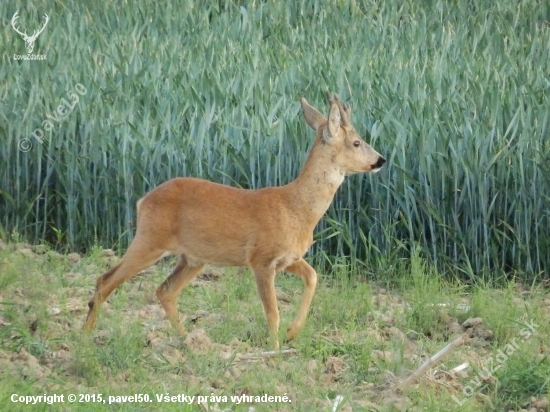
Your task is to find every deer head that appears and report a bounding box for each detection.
[300,94,386,175]
[11,11,49,54]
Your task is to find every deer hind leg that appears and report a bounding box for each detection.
[156,255,205,334]
[251,265,280,350]
[284,258,317,342]
[84,238,167,331]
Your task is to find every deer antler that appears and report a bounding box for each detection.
[325,92,352,127]
[11,11,27,38]
[11,11,49,41]
[29,13,49,41]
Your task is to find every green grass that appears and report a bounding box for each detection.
[0,241,548,411]
[1,2,549,407]
[1,0,549,282]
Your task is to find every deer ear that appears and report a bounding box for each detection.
[323,102,341,141]
[300,97,326,131]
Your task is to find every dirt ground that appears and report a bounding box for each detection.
[1,242,549,411]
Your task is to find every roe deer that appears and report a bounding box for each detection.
[84,94,385,349]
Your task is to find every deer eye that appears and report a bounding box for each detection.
[353,141,361,148]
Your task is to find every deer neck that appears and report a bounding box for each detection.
[284,145,345,227]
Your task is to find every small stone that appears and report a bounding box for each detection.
[276,289,292,303]
[33,245,47,254]
[15,243,32,250]
[306,359,318,374]
[67,253,81,264]
[462,317,483,328]
[17,248,36,258]
[325,356,347,375]
[372,350,393,362]
[198,267,224,281]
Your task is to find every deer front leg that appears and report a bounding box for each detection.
[252,266,280,350]
[284,258,317,342]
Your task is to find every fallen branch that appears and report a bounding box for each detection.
[238,349,299,361]
[398,334,467,388]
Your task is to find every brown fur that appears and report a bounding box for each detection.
[84,94,385,349]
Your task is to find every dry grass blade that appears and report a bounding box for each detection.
[237,349,299,361]
[1,0,549,285]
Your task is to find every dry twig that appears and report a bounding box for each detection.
[398,334,467,388]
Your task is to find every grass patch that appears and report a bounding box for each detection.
[1,242,548,410]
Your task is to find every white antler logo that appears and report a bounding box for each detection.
[11,10,49,54]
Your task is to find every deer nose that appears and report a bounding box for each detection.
[373,157,386,169]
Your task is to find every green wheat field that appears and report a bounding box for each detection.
[1,0,549,410]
